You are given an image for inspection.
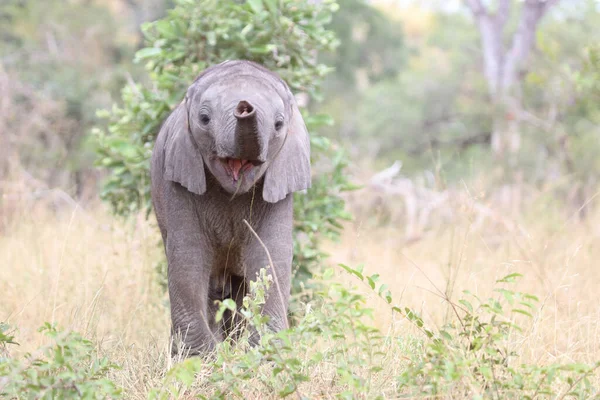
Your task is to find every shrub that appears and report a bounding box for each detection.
[354,269,600,399]
[93,0,356,294]
[148,267,600,399]
[149,266,387,399]
[0,323,122,399]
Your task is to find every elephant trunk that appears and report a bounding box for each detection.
[233,100,265,163]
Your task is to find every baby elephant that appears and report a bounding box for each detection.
[150,60,311,356]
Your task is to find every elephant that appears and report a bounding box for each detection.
[150,60,311,357]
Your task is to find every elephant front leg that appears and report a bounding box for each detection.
[167,243,223,357]
[242,218,293,344]
[168,275,222,356]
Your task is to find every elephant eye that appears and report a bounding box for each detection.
[199,114,211,125]
[274,120,284,131]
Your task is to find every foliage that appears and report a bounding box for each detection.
[394,273,600,398]
[291,134,355,294]
[570,44,600,166]
[149,266,387,399]
[335,268,600,398]
[147,265,600,398]
[0,0,141,192]
[325,1,600,199]
[0,323,122,399]
[0,323,18,360]
[93,0,356,293]
[351,11,492,175]
[319,0,406,92]
[315,0,408,159]
[582,46,600,98]
[0,0,138,122]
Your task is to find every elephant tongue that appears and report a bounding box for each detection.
[228,158,248,181]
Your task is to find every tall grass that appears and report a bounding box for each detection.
[330,197,600,367]
[1,186,599,398]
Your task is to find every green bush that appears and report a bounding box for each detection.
[0,323,122,399]
[148,267,600,399]
[93,0,356,294]
[149,266,388,399]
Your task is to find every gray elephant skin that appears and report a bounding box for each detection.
[150,60,311,356]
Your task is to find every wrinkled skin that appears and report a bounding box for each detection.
[150,60,311,356]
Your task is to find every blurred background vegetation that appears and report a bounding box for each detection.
[1,0,600,232]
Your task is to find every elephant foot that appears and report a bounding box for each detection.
[170,325,220,359]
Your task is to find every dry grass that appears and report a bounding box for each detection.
[328,195,600,367]
[2,188,600,397]
[0,201,172,396]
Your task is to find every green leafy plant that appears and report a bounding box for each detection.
[0,322,18,361]
[125,261,600,398]
[93,0,356,294]
[0,323,122,399]
[149,264,387,399]
[344,266,600,399]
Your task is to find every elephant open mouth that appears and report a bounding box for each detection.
[220,158,263,182]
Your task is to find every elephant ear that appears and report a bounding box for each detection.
[163,100,207,195]
[263,98,311,203]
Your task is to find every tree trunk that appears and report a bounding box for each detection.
[466,0,560,161]
[465,0,560,213]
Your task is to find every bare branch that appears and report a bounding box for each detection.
[502,0,560,92]
[477,14,503,96]
[495,0,512,29]
[543,0,561,9]
[464,0,487,16]
[407,132,492,155]
[465,0,505,96]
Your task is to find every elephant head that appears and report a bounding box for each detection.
[161,60,311,202]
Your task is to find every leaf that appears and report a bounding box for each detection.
[366,276,376,290]
[249,46,272,54]
[155,20,177,39]
[458,299,473,313]
[263,0,278,14]
[339,263,363,280]
[479,365,493,380]
[440,330,453,341]
[523,293,540,302]
[496,273,523,284]
[278,382,296,397]
[495,288,515,304]
[134,47,162,62]
[206,31,217,46]
[247,0,264,14]
[366,274,379,290]
[512,308,533,318]
[378,283,388,296]
[519,300,536,310]
[306,113,334,127]
[215,299,237,322]
[384,292,393,304]
[241,24,254,37]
